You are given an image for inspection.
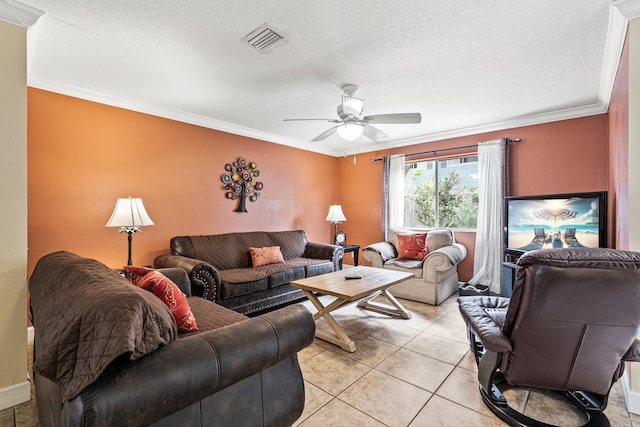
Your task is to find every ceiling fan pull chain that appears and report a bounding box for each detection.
[353,139,357,164]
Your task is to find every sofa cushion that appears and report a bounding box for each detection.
[250,246,285,267]
[284,257,334,277]
[179,296,247,338]
[426,228,454,252]
[397,233,428,260]
[220,276,269,299]
[304,261,334,277]
[269,266,305,288]
[137,271,199,332]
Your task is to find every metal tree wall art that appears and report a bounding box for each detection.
[221,157,263,212]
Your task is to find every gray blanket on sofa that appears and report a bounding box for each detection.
[29,251,177,401]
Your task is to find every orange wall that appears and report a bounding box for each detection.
[27,88,340,272]
[338,115,610,282]
[28,88,610,284]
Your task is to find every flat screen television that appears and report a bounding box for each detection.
[504,191,607,258]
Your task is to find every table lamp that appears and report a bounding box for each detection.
[325,204,347,245]
[105,197,154,265]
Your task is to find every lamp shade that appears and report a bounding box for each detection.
[105,197,154,229]
[325,205,347,224]
[336,122,364,141]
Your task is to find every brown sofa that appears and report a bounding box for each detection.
[154,230,344,314]
[30,251,315,427]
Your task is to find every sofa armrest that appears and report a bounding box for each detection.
[458,297,512,353]
[363,242,397,266]
[431,243,467,265]
[61,304,316,427]
[156,267,192,297]
[154,254,221,302]
[303,242,344,271]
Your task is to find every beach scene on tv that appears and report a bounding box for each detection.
[507,197,601,252]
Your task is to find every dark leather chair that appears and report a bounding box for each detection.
[459,248,640,427]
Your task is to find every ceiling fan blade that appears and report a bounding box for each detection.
[311,126,339,142]
[362,125,388,142]
[363,113,422,124]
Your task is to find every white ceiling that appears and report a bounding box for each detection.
[20,0,630,156]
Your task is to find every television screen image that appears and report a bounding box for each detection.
[504,192,607,257]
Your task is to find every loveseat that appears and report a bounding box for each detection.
[154,230,344,314]
[363,228,467,305]
[29,251,315,427]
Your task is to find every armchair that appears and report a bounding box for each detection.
[458,248,640,427]
[363,228,466,305]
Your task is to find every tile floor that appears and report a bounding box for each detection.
[3,294,640,427]
[293,294,640,427]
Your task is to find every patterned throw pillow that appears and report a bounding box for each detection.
[249,246,285,267]
[396,233,428,260]
[123,266,198,332]
[123,265,154,284]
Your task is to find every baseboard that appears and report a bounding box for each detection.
[0,381,31,411]
[622,371,640,415]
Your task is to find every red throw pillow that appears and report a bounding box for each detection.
[249,246,285,267]
[123,265,154,284]
[396,233,428,260]
[128,268,198,332]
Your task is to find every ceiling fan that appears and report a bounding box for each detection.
[284,84,422,142]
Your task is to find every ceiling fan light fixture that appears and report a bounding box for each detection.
[336,122,364,141]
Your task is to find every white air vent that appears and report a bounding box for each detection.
[242,23,288,54]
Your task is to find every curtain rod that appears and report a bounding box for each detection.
[369,137,522,162]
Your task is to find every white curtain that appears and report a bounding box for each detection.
[389,154,405,228]
[468,139,505,293]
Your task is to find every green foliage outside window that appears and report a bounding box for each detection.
[405,160,478,229]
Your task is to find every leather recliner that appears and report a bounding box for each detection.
[458,248,640,427]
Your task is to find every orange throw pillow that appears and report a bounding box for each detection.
[396,233,428,260]
[249,246,285,267]
[124,267,198,332]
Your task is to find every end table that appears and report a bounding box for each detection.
[339,244,360,269]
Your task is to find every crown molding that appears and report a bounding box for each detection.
[612,0,640,19]
[28,74,610,158]
[362,102,608,155]
[0,0,43,28]
[27,75,338,157]
[599,5,629,108]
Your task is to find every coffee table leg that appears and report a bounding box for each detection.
[302,290,358,352]
[357,289,412,319]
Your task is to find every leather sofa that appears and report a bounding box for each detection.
[29,251,315,427]
[363,228,467,305]
[154,230,344,315]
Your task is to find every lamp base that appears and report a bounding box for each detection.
[126,230,133,266]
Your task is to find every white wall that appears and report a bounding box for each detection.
[0,19,30,410]
[625,15,640,414]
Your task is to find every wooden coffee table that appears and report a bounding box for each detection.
[291,266,414,352]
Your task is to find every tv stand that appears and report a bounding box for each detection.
[502,252,521,298]
[501,262,517,297]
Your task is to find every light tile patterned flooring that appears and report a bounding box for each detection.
[3,294,640,426]
[293,294,640,427]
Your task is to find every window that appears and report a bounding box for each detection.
[403,155,479,229]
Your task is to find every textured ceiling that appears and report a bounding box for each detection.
[22,0,628,156]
